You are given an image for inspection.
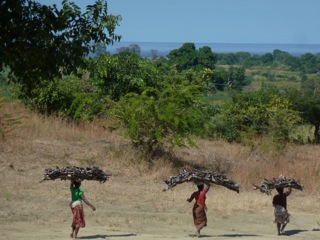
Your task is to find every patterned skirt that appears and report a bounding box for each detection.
[71,205,86,228]
[193,203,207,230]
[273,205,290,225]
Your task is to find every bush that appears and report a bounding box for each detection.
[111,83,215,151]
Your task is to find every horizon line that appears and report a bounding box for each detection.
[112,41,320,46]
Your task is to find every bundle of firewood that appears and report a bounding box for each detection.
[40,166,112,183]
[163,169,240,193]
[253,175,303,195]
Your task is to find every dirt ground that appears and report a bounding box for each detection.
[1,192,320,240]
[1,212,320,240]
[1,166,320,240]
[1,133,320,239]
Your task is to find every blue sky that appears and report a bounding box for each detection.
[38,0,319,44]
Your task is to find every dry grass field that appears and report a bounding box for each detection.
[1,101,320,239]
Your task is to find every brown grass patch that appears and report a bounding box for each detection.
[2,101,320,193]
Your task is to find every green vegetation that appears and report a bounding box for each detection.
[1,0,320,153]
[210,87,301,148]
[1,0,121,97]
[284,75,320,143]
[112,83,214,152]
[168,43,217,71]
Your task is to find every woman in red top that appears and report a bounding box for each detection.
[272,187,291,235]
[187,180,211,237]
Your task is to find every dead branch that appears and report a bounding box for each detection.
[163,169,240,193]
[39,166,112,183]
[253,175,303,195]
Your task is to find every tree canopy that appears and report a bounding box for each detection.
[285,76,320,142]
[0,0,121,95]
[168,43,217,72]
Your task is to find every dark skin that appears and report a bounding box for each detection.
[273,187,292,235]
[70,181,96,239]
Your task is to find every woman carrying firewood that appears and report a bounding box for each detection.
[70,180,96,239]
[273,187,292,235]
[187,180,211,237]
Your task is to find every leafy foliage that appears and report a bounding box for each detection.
[300,53,319,73]
[216,49,320,74]
[22,74,83,115]
[168,43,217,72]
[111,82,214,151]
[0,0,121,96]
[211,86,301,146]
[211,67,249,91]
[285,75,320,142]
[66,92,110,121]
[89,53,160,101]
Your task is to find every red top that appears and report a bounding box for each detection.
[273,192,290,209]
[190,190,207,206]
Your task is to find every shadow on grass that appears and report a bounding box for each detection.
[79,233,137,239]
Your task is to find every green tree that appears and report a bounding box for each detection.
[261,53,273,65]
[112,83,214,151]
[235,52,251,64]
[27,71,102,116]
[286,76,320,142]
[217,53,239,65]
[273,49,290,63]
[0,0,121,97]
[168,43,218,72]
[212,69,227,91]
[90,53,160,101]
[272,49,300,71]
[226,67,248,91]
[267,96,301,143]
[168,43,198,71]
[248,54,262,66]
[212,86,300,145]
[199,68,215,92]
[197,46,217,70]
[300,53,318,74]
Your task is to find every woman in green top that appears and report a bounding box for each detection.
[70,180,96,239]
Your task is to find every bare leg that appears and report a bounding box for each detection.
[73,227,80,239]
[196,225,205,238]
[196,229,200,238]
[71,227,75,238]
[281,223,287,233]
[277,223,281,235]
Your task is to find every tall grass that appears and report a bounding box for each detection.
[2,101,320,194]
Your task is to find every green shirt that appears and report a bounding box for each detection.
[70,185,84,202]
